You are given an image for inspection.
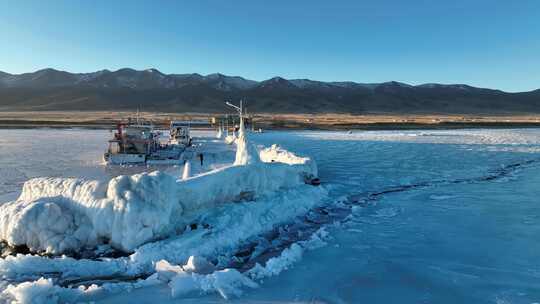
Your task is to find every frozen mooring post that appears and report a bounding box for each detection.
[182,160,191,180]
[215,124,223,139]
[226,100,260,166]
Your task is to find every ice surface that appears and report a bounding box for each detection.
[1,128,540,303]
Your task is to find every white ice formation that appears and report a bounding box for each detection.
[234,115,260,166]
[0,135,317,254]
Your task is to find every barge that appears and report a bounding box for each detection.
[103,117,189,165]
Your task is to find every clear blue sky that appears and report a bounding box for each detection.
[1,0,539,92]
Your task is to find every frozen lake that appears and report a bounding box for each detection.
[1,128,539,303]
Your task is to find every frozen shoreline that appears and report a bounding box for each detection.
[2,111,540,130]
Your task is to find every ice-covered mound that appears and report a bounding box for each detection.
[0,145,318,254]
[259,144,317,177]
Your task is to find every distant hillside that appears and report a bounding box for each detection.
[1,68,539,114]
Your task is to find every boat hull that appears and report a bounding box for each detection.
[105,153,146,164]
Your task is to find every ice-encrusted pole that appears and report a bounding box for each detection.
[216,123,223,139]
[182,160,191,179]
[226,100,260,166]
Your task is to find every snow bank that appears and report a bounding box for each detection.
[0,145,318,254]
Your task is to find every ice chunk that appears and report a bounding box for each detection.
[0,197,97,253]
[259,144,318,178]
[169,272,199,298]
[155,260,185,282]
[169,268,257,300]
[183,255,215,274]
[1,277,60,304]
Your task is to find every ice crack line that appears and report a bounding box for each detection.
[225,157,540,273]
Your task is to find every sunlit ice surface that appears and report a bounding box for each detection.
[0,128,539,303]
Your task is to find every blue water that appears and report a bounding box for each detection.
[239,130,540,304]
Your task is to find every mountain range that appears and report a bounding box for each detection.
[0,68,539,114]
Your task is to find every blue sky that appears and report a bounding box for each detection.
[0,0,539,92]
